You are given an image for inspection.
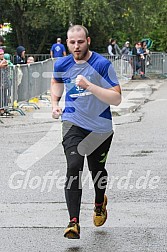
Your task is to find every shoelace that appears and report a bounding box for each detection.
[68,221,76,227]
[67,222,80,234]
[94,207,103,216]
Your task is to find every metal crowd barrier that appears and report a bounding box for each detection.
[102,52,167,79]
[163,54,167,76]
[12,54,50,64]
[0,67,13,112]
[145,52,167,77]
[0,58,55,118]
[0,66,26,117]
[145,52,164,77]
[102,54,134,80]
[15,58,55,108]
[26,54,51,62]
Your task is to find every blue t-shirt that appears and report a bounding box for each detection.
[53,52,119,133]
[51,43,66,58]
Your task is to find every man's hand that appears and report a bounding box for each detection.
[0,59,8,68]
[76,74,121,106]
[76,75,90,90]
[52,106,62,119]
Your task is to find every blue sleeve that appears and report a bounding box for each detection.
[100,61,119,88]
[53,59,63,82]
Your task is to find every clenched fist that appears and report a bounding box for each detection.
[52,106,62,119]
[75,75,90,90]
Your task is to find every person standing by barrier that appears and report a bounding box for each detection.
[51,25,121,239]
[3,53,14,101]
[121,41,131,60]
[4,53,13,67]
[50,38,66,58]
[140,41,150,77]
[131,42,142,79]
[121,41,132,75]
[0,48,7,113]
[137,42,145,77]
[0,49,9,112]
[14,46,26,65]
[27,56,34,64]
[108,38,121,60]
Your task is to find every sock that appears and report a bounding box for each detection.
[95,202,103,210]
[95,202,103,207]
[70,217,78,223]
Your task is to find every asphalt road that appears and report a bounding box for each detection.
[0,78,167,252]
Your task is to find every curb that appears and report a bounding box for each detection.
[111,79,164,116]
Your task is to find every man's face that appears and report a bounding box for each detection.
[67,29,91,61]
[21,51,25,58]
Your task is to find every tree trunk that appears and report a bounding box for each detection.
[36,30,49,54]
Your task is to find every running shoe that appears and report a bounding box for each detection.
[64,221,80,239]
[93,195,108,227]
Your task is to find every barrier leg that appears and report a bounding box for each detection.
[7,107,26,116]
[19,102,40,109]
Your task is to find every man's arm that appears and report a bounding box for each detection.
[50,77,64,118]
[50,50,53,58]
[76,75,121,106]
[62,45,66,56]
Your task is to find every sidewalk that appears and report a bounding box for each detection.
[114,78,165,115]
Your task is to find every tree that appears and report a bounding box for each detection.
[0,0,167,53]
[0,0,68,53]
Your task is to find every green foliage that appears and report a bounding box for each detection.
[0,0,167,53]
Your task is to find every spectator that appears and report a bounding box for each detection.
[4,53,13,67]
[137,42,144,54]
[14,46,26,65]
[108,38,121,59]
[121,41,131,61]
[141,41,151,67]
[131,42,142,79]
[3,53,13,102]
[137,42,147,78]
[0,49,9,109]
[50,38,66,58]
[121,41,132,75]
[27,56,35,64]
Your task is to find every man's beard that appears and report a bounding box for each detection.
[73,45,89,61]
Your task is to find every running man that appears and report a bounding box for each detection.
[50,25,121,239]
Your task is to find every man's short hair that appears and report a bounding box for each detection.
[67,25,89,38]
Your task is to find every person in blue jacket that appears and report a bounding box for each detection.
[14,46,26,65]
[50,38,66,58]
